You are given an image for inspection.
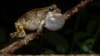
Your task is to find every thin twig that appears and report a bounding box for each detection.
[0,32,37,54]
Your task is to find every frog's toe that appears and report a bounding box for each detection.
[18,32,26,38]
[10,32,17,38]
[10,32,26,38]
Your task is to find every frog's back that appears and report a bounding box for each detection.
[20,7,49,21]
[17,7,49,31]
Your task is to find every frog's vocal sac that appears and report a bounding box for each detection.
[10,4,66,38]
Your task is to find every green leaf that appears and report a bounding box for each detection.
[81,38,95,53]
[73,31,91,44]
[87,19,98,33]
[43,32,68,53]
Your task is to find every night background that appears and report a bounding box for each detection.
[0,0,100,54]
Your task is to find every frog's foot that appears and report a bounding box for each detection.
[10,32,26,38]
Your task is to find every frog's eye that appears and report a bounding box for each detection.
[49,7,54,11]
[49,4,57,11]
[51,4,57,8]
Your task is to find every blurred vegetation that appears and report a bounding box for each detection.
[0,0,100,54]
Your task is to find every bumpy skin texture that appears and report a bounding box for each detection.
[10,4,65,38]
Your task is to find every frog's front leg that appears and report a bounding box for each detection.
[10,21,26,38]
[37,19,45,35]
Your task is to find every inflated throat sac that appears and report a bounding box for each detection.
[45,12,65,31]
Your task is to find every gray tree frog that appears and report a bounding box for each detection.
[10,4,65,38]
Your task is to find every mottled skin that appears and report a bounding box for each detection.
[10,4,62,38]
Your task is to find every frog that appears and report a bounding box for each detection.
[10,4,66,38]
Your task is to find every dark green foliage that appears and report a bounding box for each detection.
[81,38,95,53]
[43,49,56,54]
[73,31,91,44]
[87,19,99,33]
[43,32,69,54]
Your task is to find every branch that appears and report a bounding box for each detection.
[63,0,92,20]
[0,32,37,54]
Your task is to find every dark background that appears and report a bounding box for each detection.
[0,0,100,54]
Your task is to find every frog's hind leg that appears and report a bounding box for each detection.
[10,21,26,38]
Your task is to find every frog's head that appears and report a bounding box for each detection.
[48,4,61,13]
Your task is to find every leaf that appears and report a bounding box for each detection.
[81,38,95,53]
[73,31,91,44]
[43,32,69,53]
[87,19,98,33]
